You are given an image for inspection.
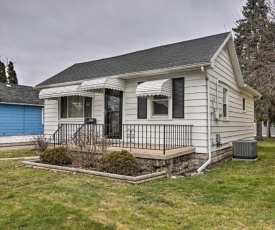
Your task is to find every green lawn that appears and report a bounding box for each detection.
[0,148,37,158]
[0,139,274,229]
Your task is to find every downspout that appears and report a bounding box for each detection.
[216,79,219,114]
[197,66,212,173]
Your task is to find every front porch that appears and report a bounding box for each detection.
[52,123,195,175]
[107,146,196,175]
[108,146,195,160]
[53,123,193,155]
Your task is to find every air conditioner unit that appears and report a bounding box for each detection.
[84,117,97,124]
[233,140,258,161]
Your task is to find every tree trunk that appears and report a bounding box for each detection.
[267,120,271,138]
[256,121,263,140]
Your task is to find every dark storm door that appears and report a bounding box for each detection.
[105,89,123,139]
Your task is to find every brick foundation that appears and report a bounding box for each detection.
[136,153,196,176]
[208,146,233,168]
[135,146,233,175]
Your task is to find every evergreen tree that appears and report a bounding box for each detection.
[233,0,275,139]
[0,60,7,83]
[7,61,18,84]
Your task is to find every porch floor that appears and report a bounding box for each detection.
[107,146,195,160]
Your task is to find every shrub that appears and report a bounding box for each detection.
[98,150,141,176]
[33,135,49,153]
[69,151,99,168]
[68,131,111,168]
[40,146,72,166]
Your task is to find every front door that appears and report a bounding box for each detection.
[105,89,123,138]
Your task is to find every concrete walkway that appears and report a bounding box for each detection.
[0,145,35,151]
[0,145,38,161]
[0,156,39,161]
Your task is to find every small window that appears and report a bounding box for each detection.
[223,88,228,118]
[153,95,168,115]
[242,98,246,111]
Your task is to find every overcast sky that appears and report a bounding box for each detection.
[0,0,246,87]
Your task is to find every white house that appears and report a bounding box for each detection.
[36,32,261,173]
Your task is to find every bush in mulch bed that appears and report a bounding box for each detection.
[99,150,142,176]
[40,146,72,166]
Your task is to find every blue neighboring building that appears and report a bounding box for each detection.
[0,83,44,136]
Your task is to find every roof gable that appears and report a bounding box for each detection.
[210,33,261,98]
[210,33,244,88]
[37,32,230,87]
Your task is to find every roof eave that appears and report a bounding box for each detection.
[0,102,44,106]
[35,62,211,90]
[209,33,261,99]
[242,85,262,99]
[118,62,211,80]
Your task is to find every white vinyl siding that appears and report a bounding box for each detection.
[92,93,104,124]
[124,71,208,153]
[44,100,58,139]
[208,46,255,151]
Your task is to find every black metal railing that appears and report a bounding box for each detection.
[53,124,193,155]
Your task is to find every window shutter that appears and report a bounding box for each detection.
[172,78,184,118]
[137,82,147,119]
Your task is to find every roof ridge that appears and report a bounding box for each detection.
[75,32,230,65]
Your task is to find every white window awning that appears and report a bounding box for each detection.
[78,76,125,93]
[39,85,94,99]
[136,78,172,97]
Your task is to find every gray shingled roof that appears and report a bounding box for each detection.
[0,83,43,106]
[37,32,230,87]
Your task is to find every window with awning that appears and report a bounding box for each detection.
[136,78,185,119]
[136,78,172,97]
[39,85,94,99]
[78,76,125,93]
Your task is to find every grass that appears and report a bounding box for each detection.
[0,148,37,158]
[0,139,274,229]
